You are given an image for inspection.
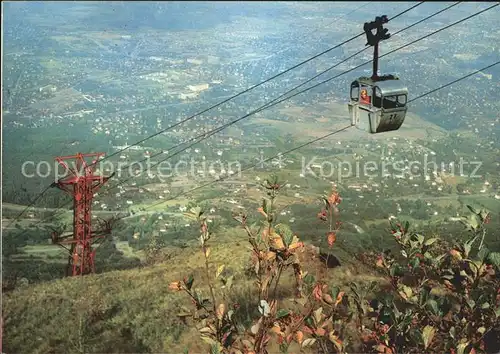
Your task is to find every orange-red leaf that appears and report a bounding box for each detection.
[264,251,276,261]
[328,191,342,206]
[313,283,324,301]
[168,281,182,291]
[294,331,304,344]
[327,232,336,248]
[270,235,285,250]
[271,324,283,336]
[216,303,225,320]
[315,327,326,336]
[257,207,267,218]
[334,291,345,307]
[289,241,304,251]
[450,249,462,260]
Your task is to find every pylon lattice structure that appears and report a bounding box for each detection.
[52,152,113,276]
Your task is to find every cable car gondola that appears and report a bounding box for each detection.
[348,15,409,133]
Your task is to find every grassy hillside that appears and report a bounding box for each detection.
[3,184,500,354]
[3,229,382,353]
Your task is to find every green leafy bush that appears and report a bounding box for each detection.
[169,175,499,354]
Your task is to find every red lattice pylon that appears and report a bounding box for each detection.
[52,152,113,276]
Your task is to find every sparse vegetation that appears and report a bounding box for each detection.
[166,175,500,353]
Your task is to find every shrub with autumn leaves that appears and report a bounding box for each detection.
[168,176,350,353]
[358,206,500,354]
[317,189,342,249]
[168,174,499,354]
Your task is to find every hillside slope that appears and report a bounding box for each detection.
[3,234,380,353]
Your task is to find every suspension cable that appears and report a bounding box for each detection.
[5,3,422,225]
[10,3,499,237]
[97,2,441,197]
[143,59,500,212]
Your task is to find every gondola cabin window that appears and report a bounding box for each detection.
[382,94,407,109]
[350,84,359,102]
[373,86,382,108]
